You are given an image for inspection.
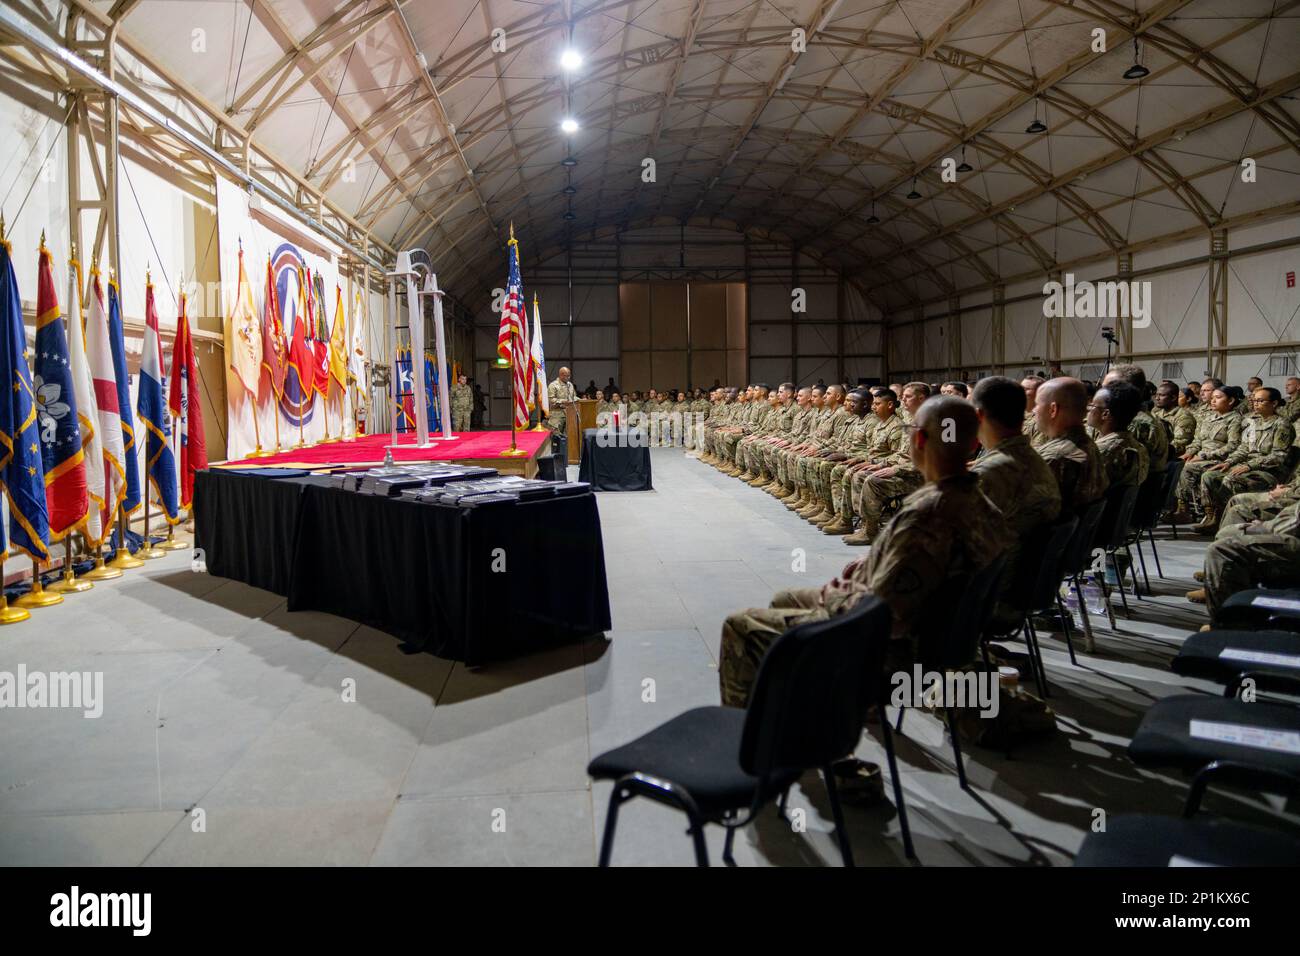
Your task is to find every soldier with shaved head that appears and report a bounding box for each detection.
[718,396,1012,708]
[1035,377,1109,514]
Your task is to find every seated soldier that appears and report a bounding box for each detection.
[842,384,930,545]
[1022,376,1047,447]
[1035,377,1109,514]
[1199,500,1300,624]
[719,396,1012,709]
[1171,385,1243,523]
[1193,386,1294,535]
[1152,380,1197,457]
[970,377,1063,627]
[1088,380,1149,489]
[820,387,896,536]
[1101,364,1167,476]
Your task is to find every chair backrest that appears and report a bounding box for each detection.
[740,596,892,778]
[1129,470,1167,532]
[1062,496,1108,576]
[1093,482,1140,552]
[1025,515,1080,611]
[1159,458,1185,514]
[915,553,1009,671]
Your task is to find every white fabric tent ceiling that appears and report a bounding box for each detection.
[94,0,1300,308]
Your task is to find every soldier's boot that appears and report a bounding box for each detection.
[1193,570,1205,583]
[842,524,878,546]
[797,499,823,517]
[820,517,853,535]
[807,505,835,525]
[786,489,810,510]
[1186,588,1207,604]
[1167,505,1195,525]
[1192,508,1219,535]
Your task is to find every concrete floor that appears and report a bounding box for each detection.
[1,447,1293,866]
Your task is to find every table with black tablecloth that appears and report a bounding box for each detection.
[577,428,652,491]
[193,469,612,665]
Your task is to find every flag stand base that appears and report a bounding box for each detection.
[0,600,29,625]
[49,569,93,594]
[108,548,145,570]
[83,554,123,581]
[138,543,167,560]
[158,527,189,552]
[15,579,62,608]
[499,447,529,457]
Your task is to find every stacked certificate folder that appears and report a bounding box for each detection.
[333,463,502,495]
[401,476,591,508]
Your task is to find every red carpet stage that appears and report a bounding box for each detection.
[219,430,553,477]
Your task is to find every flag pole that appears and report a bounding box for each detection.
[0,557,30,624]
[500,223,528,456]
[136,267,165,559]
[49,536,93,593]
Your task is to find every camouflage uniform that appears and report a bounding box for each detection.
[1219,470,1300,534]
[1038,425,1109,515]
[719,473,1013,707]
[850,414,922,540]
[1177,410,1243,510]
[792,407,846,495]
[826,414,883,524]
[1204,500,1300,627]
[1129,409,1168,477]
[802,408,858,513]
[748,401,800,478]
[546,377,577,432]
[1283,393,1300,426]
[450,382,474,432]
[1153,405,1197,458]
[765,403,813,487]
[737,401,786,475]
[1095,429,1149,488]
[776,406,827,489]
[837,415,904,526]
[1201,414,1295,516]
[1023,410,1047,448]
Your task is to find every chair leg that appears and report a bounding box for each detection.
[1149,528,1164,578]
[687,811,710,867]
[895,704,906,733]
[1134,539,1151,594]
[1073,574,1096,654]
[1057,594,1079,666]
[1126,544,1142,598]
[1169,518,1178,540]
[776,785,791,819]
[1111,553,1130,618]
[821,765,855,867]
[723,821,738,866]
[878,716,916,860]
[945,705,969,791]
[598,785,627,867]
[1097,562,1118,629]
[1025,617,1050,698]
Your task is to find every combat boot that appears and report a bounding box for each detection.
[1186,588,1207,604]
[1192,508,1219,535]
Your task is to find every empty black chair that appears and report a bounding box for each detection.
[1172,629,1300,692]
[1059,497,1108,655]
[1161,458,1187,540]
[1128,459,1184,592]
[1214,588,1300,633]
[896,553,1008,790]
[1128,689,1300,780]
[1091,483,1140,627]
[588,596,913,866]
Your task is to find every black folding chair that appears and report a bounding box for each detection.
[1091,483,1140,627]
[1214,588,1300,633]
[894,553,1008,790]
[994,516,1079,698]
[588,596,914,866]
[1128,459,1183,593]
[1172,629,1300,692]
[1059,497,1108,657]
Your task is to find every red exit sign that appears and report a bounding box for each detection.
[1289,270,1296,288]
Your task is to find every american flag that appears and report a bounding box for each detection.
[497,233,531,429]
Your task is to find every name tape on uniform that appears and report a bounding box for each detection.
[1218,647,1300,669]
[1250,595,1300,612]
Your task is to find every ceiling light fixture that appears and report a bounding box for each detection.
[956,145,972,174]
[563,211,577,221]
[907,178,921,200]
[560,49,583,71]
[561,156,578,167]
[561,117,579,134]
[1026,100,1047,135]
[562,185,577,195]
[866,202,879,225]
[1123,39,1149,80]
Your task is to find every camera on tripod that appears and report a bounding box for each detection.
[1101,326,1117,344]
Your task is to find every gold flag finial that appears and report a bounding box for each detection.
[39,229,46,250]
[70,240,77,261]
[146,262,151,285]
[509,221,515,241]
[0,212,6,242]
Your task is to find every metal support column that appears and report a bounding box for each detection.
[1209,230,1229,380]
[992,285,1005,374]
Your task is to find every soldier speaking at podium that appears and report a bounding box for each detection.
[547,366,578,433]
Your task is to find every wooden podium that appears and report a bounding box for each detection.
[565,398,598,464]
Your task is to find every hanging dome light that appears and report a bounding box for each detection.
[560,117,579,134]
[563,210,577,221]
[956,145,973,173]
[906,178,921,200]
[560,49,584,72]
[866,202,880,225]
[561,156,578,167]
[1025,117,1047,134]
[1123,39,1149,80]
[562,185,577,195]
